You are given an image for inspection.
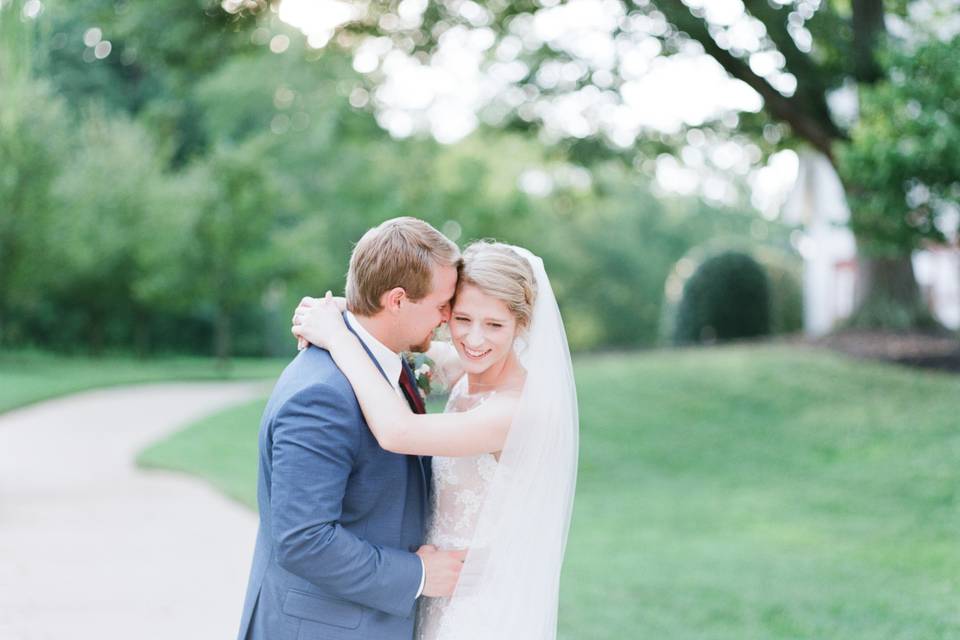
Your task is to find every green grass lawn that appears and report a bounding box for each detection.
[0,350,285,413]
[138,345,960,639]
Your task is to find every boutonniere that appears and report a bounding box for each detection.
[405,352,435,400]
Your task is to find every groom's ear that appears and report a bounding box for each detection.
[381,287,406,314]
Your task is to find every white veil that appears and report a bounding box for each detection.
[441,247,579,639]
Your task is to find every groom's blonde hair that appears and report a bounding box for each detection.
[347,217,461,316]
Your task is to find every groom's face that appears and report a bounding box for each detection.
[399,263,458,352]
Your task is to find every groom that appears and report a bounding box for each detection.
[238,217,464,640]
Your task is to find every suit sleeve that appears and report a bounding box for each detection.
[269,383,423,617]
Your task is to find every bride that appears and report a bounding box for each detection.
[292,241,579,639]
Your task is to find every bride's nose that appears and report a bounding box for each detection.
[464,324,485,348]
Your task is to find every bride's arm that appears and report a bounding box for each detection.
[293,295,513,457]
[295,298,463,388]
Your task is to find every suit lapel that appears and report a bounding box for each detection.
[346,315,431,507]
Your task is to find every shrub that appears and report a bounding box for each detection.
[673,251,771,344]
[757,254,803,336]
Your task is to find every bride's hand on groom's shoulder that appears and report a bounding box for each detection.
[291,292,349,350]
[292,294,347,318]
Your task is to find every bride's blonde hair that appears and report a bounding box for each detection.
[458,241,538,329]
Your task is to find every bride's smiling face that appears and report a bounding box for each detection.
[448,284,518,374]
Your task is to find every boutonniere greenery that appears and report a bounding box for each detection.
[405,352,434,399]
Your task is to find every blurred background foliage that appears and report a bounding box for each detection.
[1,0,805,360]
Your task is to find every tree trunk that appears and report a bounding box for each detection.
[850,254,938,330]
[851,0,886,83]
[214,308,232,371]
[88,311,105,356]
[133,306,150,359]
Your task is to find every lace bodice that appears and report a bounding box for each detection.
[416,377,499,639]
[425,385,498,548]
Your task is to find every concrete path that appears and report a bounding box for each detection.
[0,381,270,640]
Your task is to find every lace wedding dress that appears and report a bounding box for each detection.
[414,247,578,640]
[415,377,498,640]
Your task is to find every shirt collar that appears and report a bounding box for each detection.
[345,311,403,391]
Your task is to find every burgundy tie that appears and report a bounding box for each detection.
[399,370,426,414]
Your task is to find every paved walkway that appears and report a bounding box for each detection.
[0,381,269,640]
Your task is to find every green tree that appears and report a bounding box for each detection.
[277,0,953,328]
[139,140,293,364]
[46,111,170,353]
[187,34,788,351]
[39,0,261,164]
[838,35,960,328]
[0,4,71,344]
[3,0,804,355]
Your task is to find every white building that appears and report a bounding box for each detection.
[782,151,960,335]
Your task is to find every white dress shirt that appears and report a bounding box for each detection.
[345,312,402,395]
[344,312,427,598]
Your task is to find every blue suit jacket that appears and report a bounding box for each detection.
[238,336,431,640]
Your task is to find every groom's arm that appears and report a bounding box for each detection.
[270,383,422,618]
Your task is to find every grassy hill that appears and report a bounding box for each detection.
[138,345,960,639]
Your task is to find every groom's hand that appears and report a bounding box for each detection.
[416,545,467,597]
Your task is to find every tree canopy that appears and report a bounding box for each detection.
[274,0,958,324]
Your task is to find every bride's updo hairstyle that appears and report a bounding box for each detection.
[458,241,538,330]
